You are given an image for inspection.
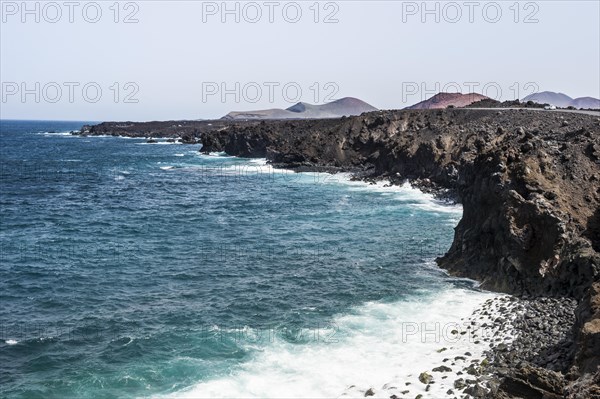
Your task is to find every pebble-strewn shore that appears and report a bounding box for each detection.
[474,296,577,398]
[342,295,578,399]
[489,296,576,372]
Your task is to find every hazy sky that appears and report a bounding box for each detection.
[1,0,599,121]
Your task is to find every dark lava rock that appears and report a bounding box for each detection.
[418,372,433,384]
[496,364,565,399]
[464,383,487,398]
[454,378,467,389]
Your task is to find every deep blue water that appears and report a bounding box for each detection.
[0,120,474,398]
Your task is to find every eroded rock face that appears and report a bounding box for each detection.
[440,144,600,299]
[196,108,600,395]
[575,281,600,375]
[495,365,566,399]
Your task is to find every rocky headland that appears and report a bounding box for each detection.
[80,108,600,397]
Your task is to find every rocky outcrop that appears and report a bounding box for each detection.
[77,119,239,139]
[196,108,600,396]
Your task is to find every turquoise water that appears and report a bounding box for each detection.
[0,120,478,398]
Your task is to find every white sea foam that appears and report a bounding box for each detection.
[333,179,462,215]
[75,134,117,138]
[248,159,268,165]
[220,158,462,215]
[177,156,462,220]
[82,135,176,140]
[308,174,461,216]
[95,135,142,139]
[137,141,181,145]
[202,152,229,157]
[165,289,510,399]
[5,339,18,345]
[39,131,74,136]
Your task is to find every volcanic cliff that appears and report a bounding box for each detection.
[197,108,600,397]
[81,108,600,397]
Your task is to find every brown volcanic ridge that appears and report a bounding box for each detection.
[407,92,490,109]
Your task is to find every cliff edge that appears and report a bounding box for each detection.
[198,108,600,397]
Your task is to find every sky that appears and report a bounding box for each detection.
[1,0,599,121]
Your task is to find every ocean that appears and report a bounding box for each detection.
[0,120,496,398]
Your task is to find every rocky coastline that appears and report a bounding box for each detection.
[349,294,579,398]
[79,108,600,397]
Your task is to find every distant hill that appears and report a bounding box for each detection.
[222,97,377,120]
[406,92,489,109]
[522,91,573,107]
[522,91,600,109]
[565,96,600,109]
